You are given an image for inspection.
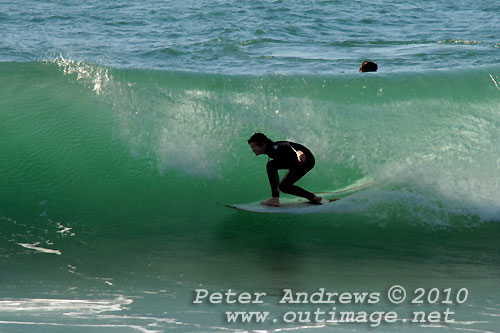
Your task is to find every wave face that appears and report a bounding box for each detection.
[1,60,500,331]
[3,61,500,218]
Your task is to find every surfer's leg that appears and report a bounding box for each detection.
[278,166,316,200]
[266,160,281,197]
[261,160,283,206]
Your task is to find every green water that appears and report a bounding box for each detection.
[1,61,500,331]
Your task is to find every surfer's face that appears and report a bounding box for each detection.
[249,142,266,156]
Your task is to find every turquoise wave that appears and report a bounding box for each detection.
[1,60,500,236]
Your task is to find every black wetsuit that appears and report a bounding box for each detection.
[265,141,316,200]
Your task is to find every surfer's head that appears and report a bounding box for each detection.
[359,61,378,72]
[248,132,272,156]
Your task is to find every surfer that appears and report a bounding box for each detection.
[359,61,378,72]
[248,133,322,207]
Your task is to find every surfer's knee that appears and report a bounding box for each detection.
[278,183,293,194]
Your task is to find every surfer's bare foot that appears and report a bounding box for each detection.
[310,195,322,203]
[260,197,280,207]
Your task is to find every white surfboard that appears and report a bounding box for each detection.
[219,197,340,214]
[219,182,371,214]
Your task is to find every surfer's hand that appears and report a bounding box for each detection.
[296,150,306,162]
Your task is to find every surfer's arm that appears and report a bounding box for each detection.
[273,142,305,165]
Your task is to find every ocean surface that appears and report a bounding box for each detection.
[1,0,500,332]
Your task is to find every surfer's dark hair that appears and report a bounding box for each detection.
[248,132,273,146]
[360,61,378,72]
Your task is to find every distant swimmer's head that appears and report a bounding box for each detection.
[359,61,378,72]
[248,132,272,156]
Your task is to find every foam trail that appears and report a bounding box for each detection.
[17,243,62,255]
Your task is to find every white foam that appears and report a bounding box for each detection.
[0,296,132,314]
[47,55,112,95]
[0,321,159,333]
[17,243,61,255]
